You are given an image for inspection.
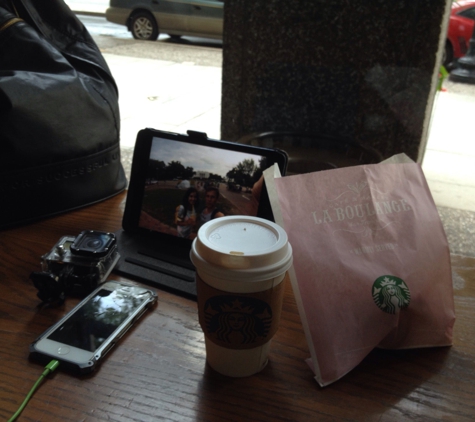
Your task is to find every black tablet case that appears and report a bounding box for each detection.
[114,229,198,298]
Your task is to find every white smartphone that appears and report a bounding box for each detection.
[29,280,157,374]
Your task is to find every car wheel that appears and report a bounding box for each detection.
[443,41,453,68]
[131,12,159,41]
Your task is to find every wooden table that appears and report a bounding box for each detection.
[1,192,474,421]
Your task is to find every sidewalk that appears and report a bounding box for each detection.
[105,53,222,148]
[65,0,107,15]
[424,88,475,212]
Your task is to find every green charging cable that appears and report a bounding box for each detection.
[8,360,60,422]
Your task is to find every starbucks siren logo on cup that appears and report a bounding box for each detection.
[190,215,293,377]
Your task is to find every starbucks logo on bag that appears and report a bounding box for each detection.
[372,275,411,314]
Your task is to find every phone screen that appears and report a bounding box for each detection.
[47,287,149,352]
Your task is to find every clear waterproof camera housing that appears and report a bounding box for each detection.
[31,230,120,304]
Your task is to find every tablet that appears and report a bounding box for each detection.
[115,128,288,297]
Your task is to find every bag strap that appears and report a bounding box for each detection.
[0,16,21,32]
[0,0,23,32]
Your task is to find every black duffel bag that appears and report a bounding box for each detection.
[0,0,127,229]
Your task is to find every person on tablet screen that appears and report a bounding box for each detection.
[175,187,199,238]
[199,187,224,225]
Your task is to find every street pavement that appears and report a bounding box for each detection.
[104,53,222,148]
[424,88,475,213]
[65,0,475,256]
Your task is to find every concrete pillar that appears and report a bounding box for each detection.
[221,0,451,162]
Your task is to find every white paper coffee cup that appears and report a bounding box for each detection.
[190,215,292,377]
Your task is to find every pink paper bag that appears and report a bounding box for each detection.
[264,160,455,386]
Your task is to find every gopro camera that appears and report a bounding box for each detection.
[30,230,120,305]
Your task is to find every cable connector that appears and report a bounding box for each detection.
[43,359,60,375]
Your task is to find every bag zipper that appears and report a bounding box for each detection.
[0,17,23,33]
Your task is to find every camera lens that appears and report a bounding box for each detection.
[85,238,104,249]
[70,231,116,257]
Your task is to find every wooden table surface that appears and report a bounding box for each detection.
[1,192,474,421]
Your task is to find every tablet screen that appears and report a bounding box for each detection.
[138,136,273,240]
[122,129,287,246]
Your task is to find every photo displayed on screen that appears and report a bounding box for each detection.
[138,137,269,240]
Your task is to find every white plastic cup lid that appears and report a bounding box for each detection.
[190,215,292,282]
